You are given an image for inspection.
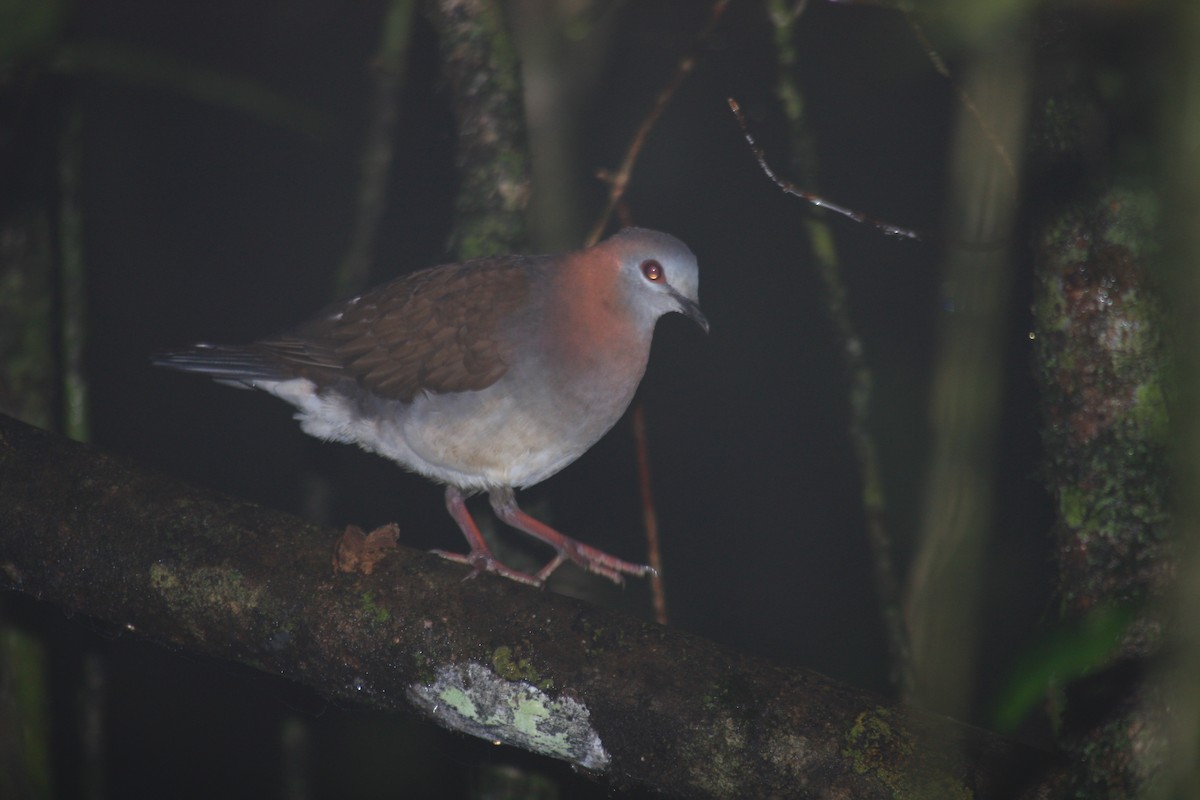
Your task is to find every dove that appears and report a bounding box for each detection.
[155,227,707,586]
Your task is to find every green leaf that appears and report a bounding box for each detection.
[991,604,1135,733]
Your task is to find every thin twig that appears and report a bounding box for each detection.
[728,98,924,240]
[585,0,731,246]
[901,10,1017,180]
[817,0,1017,180]
[764,0,914,695]
[585,2,730,621]
[632,404,668,626]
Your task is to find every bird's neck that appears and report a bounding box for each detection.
[546,262,652,388]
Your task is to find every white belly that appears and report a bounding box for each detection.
[256,376,621,491]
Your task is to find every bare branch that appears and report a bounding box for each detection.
[727,98,924,241]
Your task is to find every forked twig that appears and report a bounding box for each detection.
[586,0,732,246]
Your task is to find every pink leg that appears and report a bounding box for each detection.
[488,488,656,585]
[432,486,543,586]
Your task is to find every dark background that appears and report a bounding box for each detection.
[7,1,1056,796]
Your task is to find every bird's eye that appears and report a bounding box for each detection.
[640,259,664,282]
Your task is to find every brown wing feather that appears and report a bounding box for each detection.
[254,255,534,402]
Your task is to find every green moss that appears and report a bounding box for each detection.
[843,709,906,779]
[1100,187,1159,257]
[1033,180,1171,614]
[700,673,757,719]
[841,709,971,800]
[359,591,390,624]
[689,715,748,797]
[1132,381,1170,444]
[578,618,632,653]
[147,564,276,644]
[411,651,438,685]
[1059,486,1088,529]
[471,3,520,95]
[149,562,180,591]
[492,645,551,690]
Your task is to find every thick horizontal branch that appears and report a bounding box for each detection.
[0,414,1057,798]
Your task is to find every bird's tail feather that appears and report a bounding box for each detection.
[152,344,286,383]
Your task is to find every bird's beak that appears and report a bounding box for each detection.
[672,292,710,334]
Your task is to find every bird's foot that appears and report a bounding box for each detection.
[431,548,544,587]
[536,541,657,586]
[431,545,655,588]
[487,489,657,586]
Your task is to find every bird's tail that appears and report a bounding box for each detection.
[152,344,286,385]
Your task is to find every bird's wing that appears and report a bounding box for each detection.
[256,256,534,402]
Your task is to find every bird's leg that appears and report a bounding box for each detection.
[488,488,656,585]
[433,486,543,587]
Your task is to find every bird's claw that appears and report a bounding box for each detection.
[431,548,544,587]
[547,540,656,585]
[432,546,655,588]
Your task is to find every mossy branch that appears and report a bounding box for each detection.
[422,0,530,258]
[0,413,1058,798]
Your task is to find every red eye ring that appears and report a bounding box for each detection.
[641,259,664,282]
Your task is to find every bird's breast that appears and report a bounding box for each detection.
[389,361,641,489]
[374,329,648,490]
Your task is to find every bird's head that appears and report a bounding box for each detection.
[600,227,708,334]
